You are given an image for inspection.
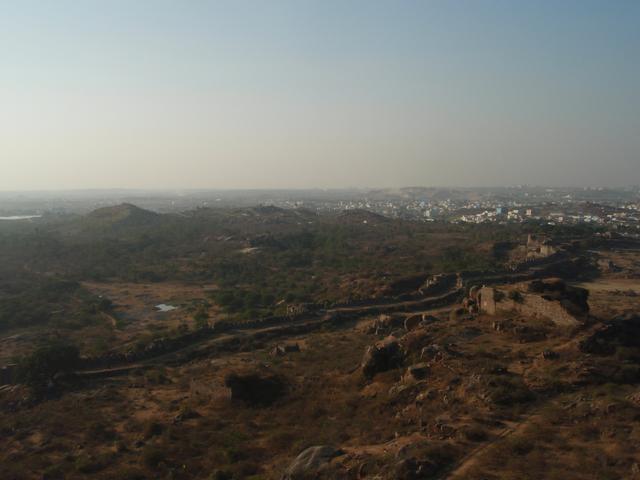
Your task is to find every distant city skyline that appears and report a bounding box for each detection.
[1,0,639,190]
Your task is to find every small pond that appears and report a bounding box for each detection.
[155,304,178,312]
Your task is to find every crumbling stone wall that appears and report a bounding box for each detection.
[527,234,557,259]
[478,284,587,327]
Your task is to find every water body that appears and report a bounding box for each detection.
[155,304,178,312]
[0,215,42,220]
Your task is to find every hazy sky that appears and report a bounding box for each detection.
[1,1,639,190]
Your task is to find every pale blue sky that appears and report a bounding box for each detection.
[1,0,638,189]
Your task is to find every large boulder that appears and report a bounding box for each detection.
[404,315,422,332]
[404,363,430,382]
[421,314,439,324]
[281,446,342,480]
[419,273,458,296]
[224,370,286,406]
[271,343,301,357]
[468,285,482,302]
[421,344,443,361]
[361,336,404,379]
[368,314,404,334]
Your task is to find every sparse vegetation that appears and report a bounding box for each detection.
[17,340,80,391]
[1,205,639,479]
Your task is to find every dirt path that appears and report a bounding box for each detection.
[439,412,540,479]
[75,291,463,378]
[328,289,462,315]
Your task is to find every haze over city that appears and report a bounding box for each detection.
[1,0,639,191]
[4,3,640,480]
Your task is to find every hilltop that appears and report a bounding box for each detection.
[83,203,161,227]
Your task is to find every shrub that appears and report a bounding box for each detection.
[110,467,146,480]
[488,376,534,406]
[142,446,166,468]
[507,437,534,456]
[210,470,233,480]
[143,421,164,439]
[74,454,107,474]
[508,290,524,303]
[463,425,489,442]
[87,422,117,442]
[18,341,80,390]
[421,443,458,472]
[193,305,210,329]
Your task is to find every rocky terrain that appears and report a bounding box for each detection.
[1,206,640,479]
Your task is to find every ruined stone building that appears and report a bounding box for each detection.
[474,278,589,327]
[526,234,557,259]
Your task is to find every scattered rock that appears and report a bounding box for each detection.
[394,457,437,480]
[390,329,406,338]
[405,363,430,382]
[416,389,437,403]
[449,307,470,322]
[421,314,439,325]
[420,344,442,361]
[468,285,482,302]
[627,391,640,407]
[281,445,342,480]
[271,343,301,357]
[418,273,459,296]
[173,407,200,424]
[368,314,403,335]
[272,346,287,357]
[404,315,422,332]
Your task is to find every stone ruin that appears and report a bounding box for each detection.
[526,234,558,259]
[597,258,621,273]
[471,278,589,327]
[418,273,462,296]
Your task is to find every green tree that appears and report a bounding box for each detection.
[18,341,80,390]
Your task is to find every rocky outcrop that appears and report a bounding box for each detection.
[271,343,301,357]
[404,315,422,332]
[404,363,430,382]
[361,336,405,379]
[281,446,343,480]
[419,273,459,296]
[597,258,621,273]
[367,314,404,335]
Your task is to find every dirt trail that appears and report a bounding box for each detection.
[76,291,463,378]
[327,289,462,315]
[439,412,540,479]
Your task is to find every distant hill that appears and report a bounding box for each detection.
[82,203,161,229]
[66,203,165,233]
